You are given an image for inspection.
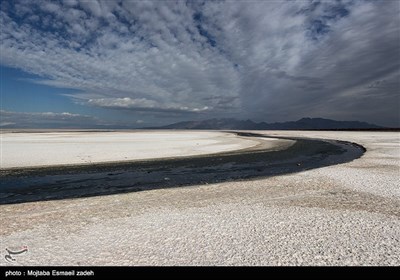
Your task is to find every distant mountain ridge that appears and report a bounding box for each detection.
[153,117,383,130]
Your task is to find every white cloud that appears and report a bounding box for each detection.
[80,0,102,18]
[87,97,209,113]
[0,110,104,128]
[0,122,15,127]
[0,0,399,126]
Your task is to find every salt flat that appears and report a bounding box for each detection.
[0,131,284,169]
[0,131,399,266]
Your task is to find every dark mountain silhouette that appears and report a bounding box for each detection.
[152,117,383,130]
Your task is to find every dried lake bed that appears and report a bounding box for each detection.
[0,131,268,169]
[0,130,399,265]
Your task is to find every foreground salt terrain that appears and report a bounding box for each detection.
[0,131,399,266]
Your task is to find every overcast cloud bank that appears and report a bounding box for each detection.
[1,0,399,126]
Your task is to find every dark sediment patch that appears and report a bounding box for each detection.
[0,132,365,205]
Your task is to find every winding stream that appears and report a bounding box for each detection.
[0,132,365,204]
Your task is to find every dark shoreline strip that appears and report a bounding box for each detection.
[0,132,365,205]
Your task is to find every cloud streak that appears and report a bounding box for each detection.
[0,110,104,128]
[0,0,399,126]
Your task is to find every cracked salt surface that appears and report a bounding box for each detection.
[1,131,399,266]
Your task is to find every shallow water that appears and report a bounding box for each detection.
[0,132,365,204]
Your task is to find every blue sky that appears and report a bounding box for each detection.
[1,65,80,113]
[1,0,399,128]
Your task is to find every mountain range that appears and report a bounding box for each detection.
[152,117,383,130]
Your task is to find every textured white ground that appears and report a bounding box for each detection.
[0,131,284,169]
[0,131,399,266]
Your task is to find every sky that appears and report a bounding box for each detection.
[0,0,399,128]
